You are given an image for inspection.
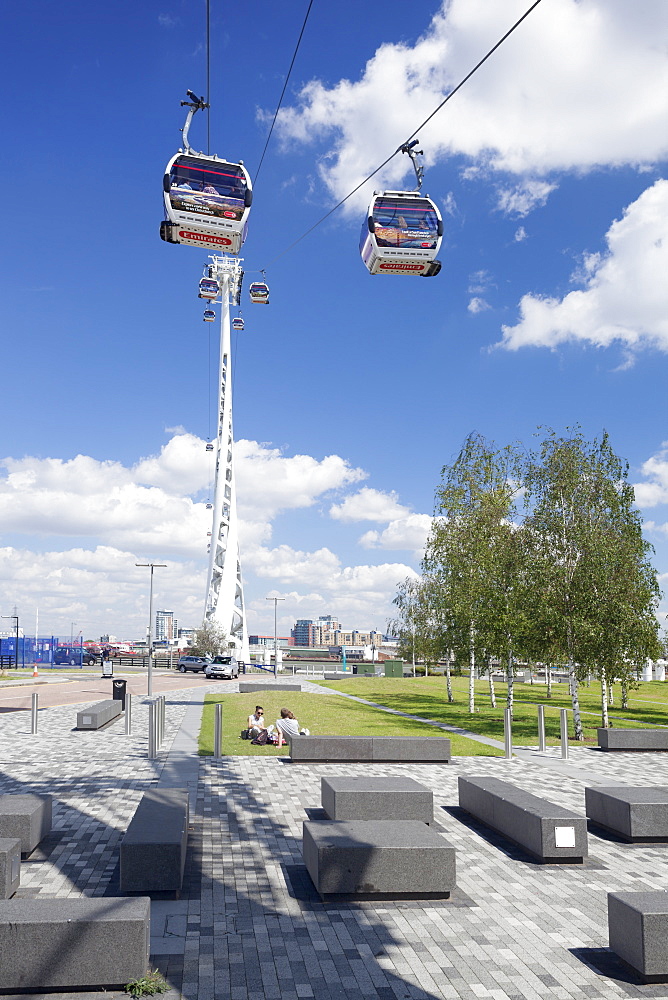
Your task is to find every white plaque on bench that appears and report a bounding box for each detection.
[555,826,576,848]
[82,716,92,725]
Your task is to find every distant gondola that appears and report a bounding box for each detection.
[232,317,244,331]
[199,277,220,300]
[249,281,269,304]
[205,442,214,452]
[203,308,216,322]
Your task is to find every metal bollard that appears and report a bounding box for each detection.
[504,708,513,759]
[537,704,546,753]
[31,692,38,734]
[161,696,166,747]
[214,703,222,758]
[125,693,132,735]
[560,708,569,759]
[148,702,157,759]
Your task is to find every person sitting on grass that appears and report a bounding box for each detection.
[247,705,265,738]
[273,708,300,746]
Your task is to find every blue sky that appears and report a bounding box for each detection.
[1,0,667,642]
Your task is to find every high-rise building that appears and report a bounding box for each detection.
[155,610,178,643]
[292,620,318,646]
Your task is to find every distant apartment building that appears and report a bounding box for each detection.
[291,615,384,649]
[155,610,178,644]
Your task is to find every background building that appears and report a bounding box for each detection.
[155,610,178,644]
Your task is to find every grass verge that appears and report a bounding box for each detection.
[319,676,668,745]
[198,689,501,756]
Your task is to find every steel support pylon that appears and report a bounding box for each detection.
[203,256,249,663]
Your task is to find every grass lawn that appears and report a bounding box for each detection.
[320,676,668,745]
[198,690,502,757]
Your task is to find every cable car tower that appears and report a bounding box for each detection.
[203,253,249,662]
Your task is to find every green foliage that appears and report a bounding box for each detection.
[189,619,228,658]
[125,971,168,997]
[395,426,662,737]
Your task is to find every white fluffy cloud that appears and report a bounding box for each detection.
[329,487,409,523]
[275,0,668,209]
[0,435,416,636]
[633,443,668,508]
[360,514,433,553]
[236,439,365,522]
[498,180,668,353]
[496,181,556,218]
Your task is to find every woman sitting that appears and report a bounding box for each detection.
[247,705,265,738]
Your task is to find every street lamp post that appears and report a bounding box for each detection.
[136,563,167,696]
[265,597,285,678]
[1,615,19,669]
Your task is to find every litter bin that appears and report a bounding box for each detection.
[112,678,127,710]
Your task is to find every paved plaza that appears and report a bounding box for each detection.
[2,679,668,1000]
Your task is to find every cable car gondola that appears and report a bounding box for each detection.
[359,141,442,277]
[232,316,244,331]
[160,92,253,253]
[249,279,269,305]
[199,277,220,300]
[203,308,216,322]
[205,441,214,452]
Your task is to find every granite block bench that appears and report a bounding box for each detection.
[321,776,433,824]
[586,786,668,841]
[0,897,150,991]
[0,838,20,898]
[289,735,451,763]
[238,682,302,693]
[608,891,668,983]
[120,787,189,894]
[76,699,122,730]
[303,819,456,899]
[597,728,668,751]
[0,793,52,856]
[458,776,588,863]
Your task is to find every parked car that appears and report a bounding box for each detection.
[205,655,239,680]
[54,646,98,666]
[177,655,211,673]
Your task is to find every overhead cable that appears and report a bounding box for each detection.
[262,0,543,269]
[253,0,316,185]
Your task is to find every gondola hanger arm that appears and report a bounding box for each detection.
[179,90,210,154]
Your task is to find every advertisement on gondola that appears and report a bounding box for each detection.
[372,197,439,250]
[169,159,247,221]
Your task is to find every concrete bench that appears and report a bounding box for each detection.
[608,891,668,983]
[458,776,588,862]
[289,735,451,763]
[303,819,456,898]
[585,786,668,841]
[0,838,20,898]
[321,776,433,824]
[0,897,150,990]
[238,682,302,693]
[76,699,122,730]
[120,787,189,894]
[597,728,668,751]
[0,793,52,856]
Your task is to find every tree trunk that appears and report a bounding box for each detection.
[621,680,629,710]
[507,652,514,715]
[608,683,614,706]
[569,663,584,740]
[601,674,609,729]
[468,645,475,713]
[488,657,496,708]
[546,662,552,699]
[445,660,454,703]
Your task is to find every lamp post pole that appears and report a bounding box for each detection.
[1,616,19,669]
[136,563,167,697]
[266,597,285,678]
